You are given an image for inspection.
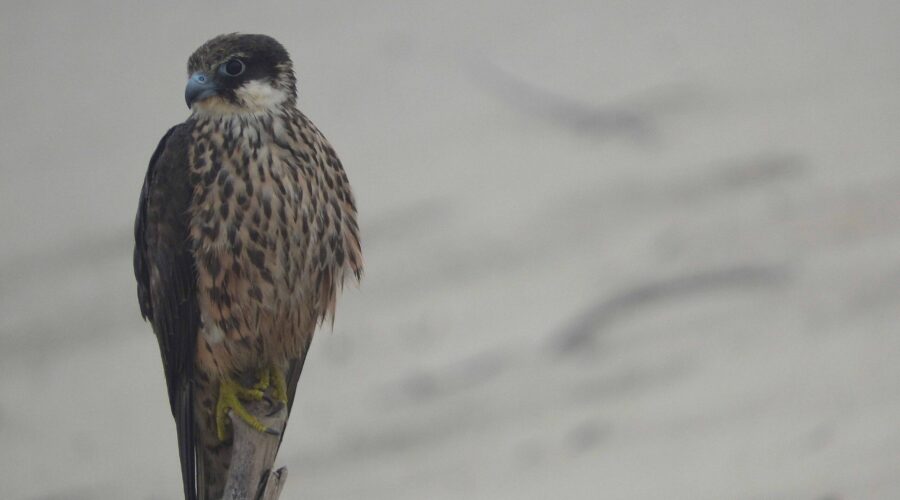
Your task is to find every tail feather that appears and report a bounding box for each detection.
[173,378,197,500]
[194,377,230,500]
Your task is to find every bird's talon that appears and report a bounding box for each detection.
[216,377,273,441]
[236,387,265,400]
[214,365,290,440]
[266,400,285,417]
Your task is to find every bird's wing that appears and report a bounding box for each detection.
[285,344,312,416]
[134,123,200,500]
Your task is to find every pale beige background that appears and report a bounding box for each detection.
[1,1,899,499]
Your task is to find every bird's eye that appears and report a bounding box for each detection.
[222,59,245,77]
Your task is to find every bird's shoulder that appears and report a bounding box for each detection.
[146,122,195,194]
[141,121,197,228]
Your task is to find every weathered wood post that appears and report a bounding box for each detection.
[221,396,289,500]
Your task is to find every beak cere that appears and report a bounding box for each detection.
[185,72,219,108]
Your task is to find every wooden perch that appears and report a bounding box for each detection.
[221,395,289,500]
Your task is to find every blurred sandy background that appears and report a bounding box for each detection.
[2,1,899,499]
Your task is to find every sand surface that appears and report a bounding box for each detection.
[1,1,899,499]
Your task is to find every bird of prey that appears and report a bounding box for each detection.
[134,33,362,500]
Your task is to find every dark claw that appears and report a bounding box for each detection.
[266,400,285,417]
[265,426,281,436]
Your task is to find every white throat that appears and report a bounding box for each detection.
[235,80,288,111]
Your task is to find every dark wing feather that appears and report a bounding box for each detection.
[134,123,199,500]
[286,335,315,414]
[275,336,315,456]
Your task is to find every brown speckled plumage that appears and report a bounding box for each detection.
[189,105,361,375]
[134,34,361,500]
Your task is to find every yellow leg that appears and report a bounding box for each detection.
[215,376,276,441]
[253,366,271,392]
[270,365,288,405]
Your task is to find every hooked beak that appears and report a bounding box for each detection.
[185,72,220,108]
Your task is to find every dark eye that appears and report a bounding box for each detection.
[222,59,245,77]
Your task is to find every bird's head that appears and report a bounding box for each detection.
[185,33,297,115]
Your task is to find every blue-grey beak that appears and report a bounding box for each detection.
[185,72,220,108]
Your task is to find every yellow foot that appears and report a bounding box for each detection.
[215,376,279,441]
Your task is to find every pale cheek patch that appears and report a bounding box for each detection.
[235,81,287,112]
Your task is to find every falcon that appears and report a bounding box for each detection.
[134,33,362,500]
